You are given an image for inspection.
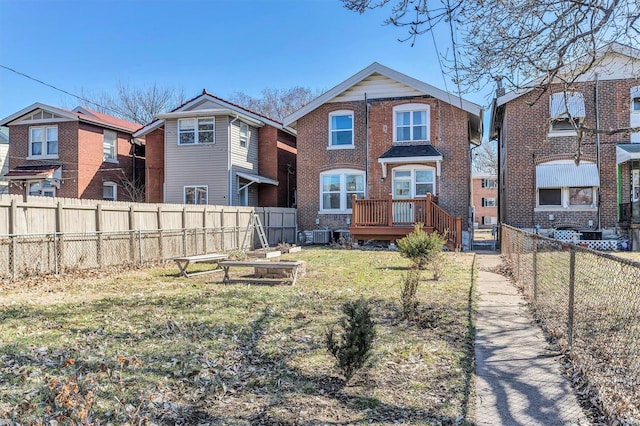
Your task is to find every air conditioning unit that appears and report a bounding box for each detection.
[312,229,331,244]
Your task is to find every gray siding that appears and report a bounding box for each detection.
[230,120,260,206]
[164,116,230,205]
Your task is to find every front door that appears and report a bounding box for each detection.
[392,170,413,223]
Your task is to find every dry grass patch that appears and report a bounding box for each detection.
[0,248,475,425]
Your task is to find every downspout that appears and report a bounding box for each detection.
[364,92,369,199]
[229,114,240,206]
[595,75,601,229]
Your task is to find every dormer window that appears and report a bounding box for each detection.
[393,104,430,142]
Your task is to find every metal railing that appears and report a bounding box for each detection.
[501,225,640,423]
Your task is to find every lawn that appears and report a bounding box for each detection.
[0,248,476,425]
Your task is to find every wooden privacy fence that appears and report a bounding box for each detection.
[0,195,297,280]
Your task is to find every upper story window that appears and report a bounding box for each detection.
[178,118,215,145]
[631,86,640,143]
[320,169,365,211]
[481,178,497,188]
[328,110,354,148]
[549,92,585,136]
[393,104,430,143]
[482,197,497,207]
[184,185,208,204]
[103,181,117,201]
[103,130,117,162]
[239,122,249,148]
[29,126,58,158]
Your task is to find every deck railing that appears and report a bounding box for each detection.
[351,194,462,248]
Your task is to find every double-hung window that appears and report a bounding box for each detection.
[393,104,429,142]
[103,181,117,201]
[482,197,497,207]
[328,110,354,148]
[239,122,249,148]
[28,181,55,197]
[103,130,117,162]
[481,179,497,188]
[29,126,58,158]
[178,118,214,145]
[184,186,208,204]
[549,92,585,135]
[320,169,365,211]
[631,86,640,143]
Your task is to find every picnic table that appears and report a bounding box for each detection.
[174,253,229,278]
[218,260,305,285]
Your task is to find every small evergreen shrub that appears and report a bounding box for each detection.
[325,298,376,382]
[401,266,421,320]
[397,224,448,279]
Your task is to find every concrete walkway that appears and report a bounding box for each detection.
[474,253,590,425]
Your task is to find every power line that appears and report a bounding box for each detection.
[0,63,115,114]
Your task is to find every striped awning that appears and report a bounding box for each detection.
[536,163,599,188]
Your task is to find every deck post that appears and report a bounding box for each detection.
[455,217,463,249]
[426,193,433,227]
[351,194,358,226]
[387,197,393,226]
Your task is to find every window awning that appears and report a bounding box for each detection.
[536,163,599,188]
[378,145,443,178]
[550,92,586,119]
[236,171,278,186]
[616,144,640,164]
[4,164,62,183]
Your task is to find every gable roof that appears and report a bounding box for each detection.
[133,90,296,138]
[0,102,141,134]
[282,62,482,138]
[496,42,640,107]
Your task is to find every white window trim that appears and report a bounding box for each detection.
[393,103,430,143]
[103,130,118,163]
[482,179,497,188]
[177,118,215,145]
[27,125,59,159]
[482,197,497,207]
[319,168,366,213]
[391,164,437,197]
[328,110,354,149]
[239,122,249,149]
[103,181,117,201]
[28,181,56,197]
[183,185,209,204]
[535,186,598,211]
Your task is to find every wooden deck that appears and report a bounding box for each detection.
[349,194,463,249]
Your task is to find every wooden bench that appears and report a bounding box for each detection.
[174,253,229,278]
[218,260,305,285]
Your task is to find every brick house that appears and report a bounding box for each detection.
[283,63,482,247]
[0,103,143,201]
[490,43,640,243]
[134,90,296,207]
[472,172,498,228]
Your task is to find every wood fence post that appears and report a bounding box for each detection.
[96,204,103,267]
[221,209,225,251]
[9,198,17,279]
[182,206,187,256]
[56,201,64,273]
[129,205,136,263]
[236,209,241,250]
[157,205,164,260]
[203,207,208,253]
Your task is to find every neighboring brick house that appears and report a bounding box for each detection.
[0,103,143,201]
[0,130,8,194]
[283,63,482,245]
[490,43,640,239]
[134,90,296,207]
[472,172,498,228]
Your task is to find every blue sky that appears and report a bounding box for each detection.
[0,0,493,123]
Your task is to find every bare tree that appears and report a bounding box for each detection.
[342,0,639,93]
[228,87,321,122]
[473,141,497,175]
[79,82,186,125]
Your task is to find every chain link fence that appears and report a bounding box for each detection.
[0,222,296,281]
[501,225,640,423]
